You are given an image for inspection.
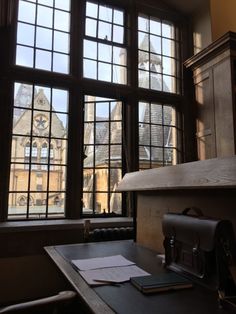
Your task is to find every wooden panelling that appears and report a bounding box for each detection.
[185,31,236,159]
[136,189,236,252]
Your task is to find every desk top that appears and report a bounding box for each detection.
[45,240,226,314]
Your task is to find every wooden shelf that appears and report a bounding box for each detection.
[117,156,236,191]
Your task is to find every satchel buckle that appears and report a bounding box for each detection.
[170,236,175,248]
[192,236,200,256]
[192,246,199,256]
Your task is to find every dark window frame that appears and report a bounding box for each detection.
[0,0,188,221]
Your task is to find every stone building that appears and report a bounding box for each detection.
[9,84,67,216]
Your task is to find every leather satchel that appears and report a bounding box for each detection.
[162,207,236,293]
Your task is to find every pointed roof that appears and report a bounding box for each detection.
[84,102,122,168]
[139,33,162,65]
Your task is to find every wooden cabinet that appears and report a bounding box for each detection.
[185,32,236,160]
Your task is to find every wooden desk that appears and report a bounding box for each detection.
[45,240,226,314]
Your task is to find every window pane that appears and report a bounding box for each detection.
[36,27,52,50]
[8,193,27,218]
[37,5,53,28]
[113,25,124,43]
[54,31,69,53]
[18,1,36,24]
[48,192,65,217]
[139,102,149,122]
[138,16,148,31]
[97,169,108,191]
[151,103,162,124]
[98,43,112,62]
[13,110,32,135]
[163,106,176,126]
[54,10,70,31]
[110,145,121,159]
[52,89,68,112]
[151,73,162,91]
[96,124,109,143]
[51,113,68,137]
[163,75,175,93]
[83,59,97,79]
[49,166,66,190]
[110,192,122,214]
[114,10,123,25]
[111,123,121,143]
[96,102,109,120]
[113,65,127,84]
[150,35,161,54]
[35,49,51,70]
[55,0,70,11]
[164,125,173,146]
[162,38,174,57]
[138,32,146,49]
[17,23,35,46]
[163,56,175,75]
[84,103,95,121]
[84,40,97,59]
[38,0,53,6]
[95,193,107,213]
[99,6,112,22]
[113,47,126,65]
[98,21,111,40]
[98,62,111,82]
[84,123,94,144]
[150,18,161,35]
[16,46,34,67]
[139,125,150,145]
[85,18,97,37]
[33,109,50,133]
[95,145,108,166]
[86,2,98,18]
[162,21,174,39]
[151,125,163,146]
[53,53,69,74]
[139,70,149,88]
[9,164,29,191]
[84,149,94,167]
[110,169,122,189]
[151,147,163,164]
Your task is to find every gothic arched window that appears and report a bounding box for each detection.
[25,142,30,157]
[50,144,54,159]
[41,142,48,158]
[32,142,38,158]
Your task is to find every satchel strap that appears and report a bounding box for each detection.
[182,207,203,217]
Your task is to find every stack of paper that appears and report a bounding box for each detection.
[71,255,150,286]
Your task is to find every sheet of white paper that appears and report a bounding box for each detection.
[71,255,135,271]
[79,265,150,286]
